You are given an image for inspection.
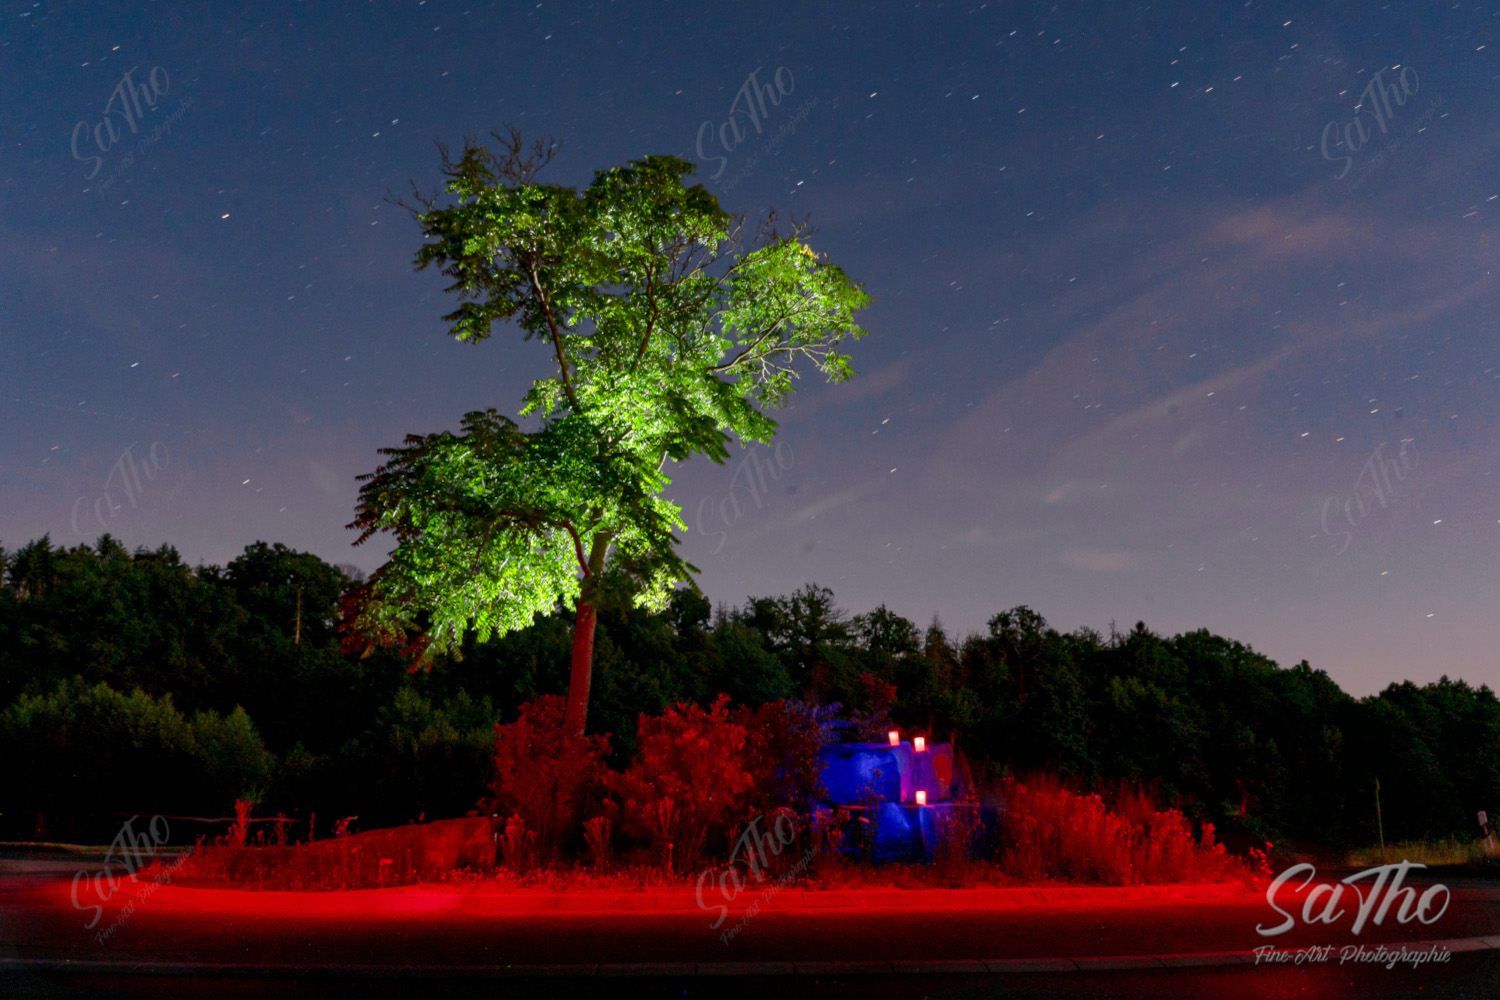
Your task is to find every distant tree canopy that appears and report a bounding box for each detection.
[1,533,1497,848]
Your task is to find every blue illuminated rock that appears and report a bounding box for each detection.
[910,743,953,802]
[817,742,913,805]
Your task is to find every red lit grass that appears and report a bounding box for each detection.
[151,774,1251,892]
[151,808,497,892]
[994,774,1244,886]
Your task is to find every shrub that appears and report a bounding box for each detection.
[934,806,981,884]
[195,707,276,799]
[998,776,1134,883]
[584,815,613,871]
[231,798,252,847]
[374,687,504,825]
[162,814,496,890]
[996,774,1238,885]
[500,813,537,873]
[0,676,272,842]
[610,694,753,874]
[485,695,610,862]
[735,699,826,819]
[814,807,849,859]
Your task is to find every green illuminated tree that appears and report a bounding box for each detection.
[347,128,869,735]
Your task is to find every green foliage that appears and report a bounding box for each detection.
[445,609,575,708]
[704,619,793,707]
[1347,677,1500,842]
[0,536,236,711]
[409,134,868,443]
[346,130,870,719]
[347,408,693,664]
[0,535,374,756]
[377,687,503,820]
[587,607,699,764]
[223,541,377,753]
[194,706,276,793]
[735,583,853,701]
[0,676,271,842]
[851,604,920,677]
[260,685,507,831]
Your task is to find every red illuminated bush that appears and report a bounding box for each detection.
[609,694,753,874]
[997,774,1237,885]
[734,699,826,818]
[1130,803,1231,884]
[486,695,610,862]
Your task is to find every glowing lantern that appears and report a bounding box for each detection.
[916,790,927,806]
[914,736,926,753]
[888,730,900,746]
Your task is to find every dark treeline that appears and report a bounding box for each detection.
[2,534,1495,848]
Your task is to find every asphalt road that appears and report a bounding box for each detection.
[4,859,1498,998]
[8,959,1500,1000]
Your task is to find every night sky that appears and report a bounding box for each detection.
[5,2,1498,697]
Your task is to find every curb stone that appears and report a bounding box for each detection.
[1,936,1492,978]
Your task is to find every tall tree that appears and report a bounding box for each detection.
[346,129,869,734]
[8,536,58,602]
[737,584,852,702]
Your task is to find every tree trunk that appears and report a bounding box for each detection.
[564,601,598,737]
[562,529,612,736]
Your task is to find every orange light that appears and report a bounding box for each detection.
[888,730,900,745]
[914,736,926,752]
[916,790,927,806]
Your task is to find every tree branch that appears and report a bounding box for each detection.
[529,263,582,409]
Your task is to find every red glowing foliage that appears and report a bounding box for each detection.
[733,699,826,820]
[336,580,433,666]
[857,671,898,710]
[608,694,753,874]
[1246,841,1275,886]
[158,816,495,890]
[485,695,611,861]
[996,774,1239,885]
[231,799,252,848]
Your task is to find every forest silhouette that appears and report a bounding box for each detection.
[2,534,1493,850]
